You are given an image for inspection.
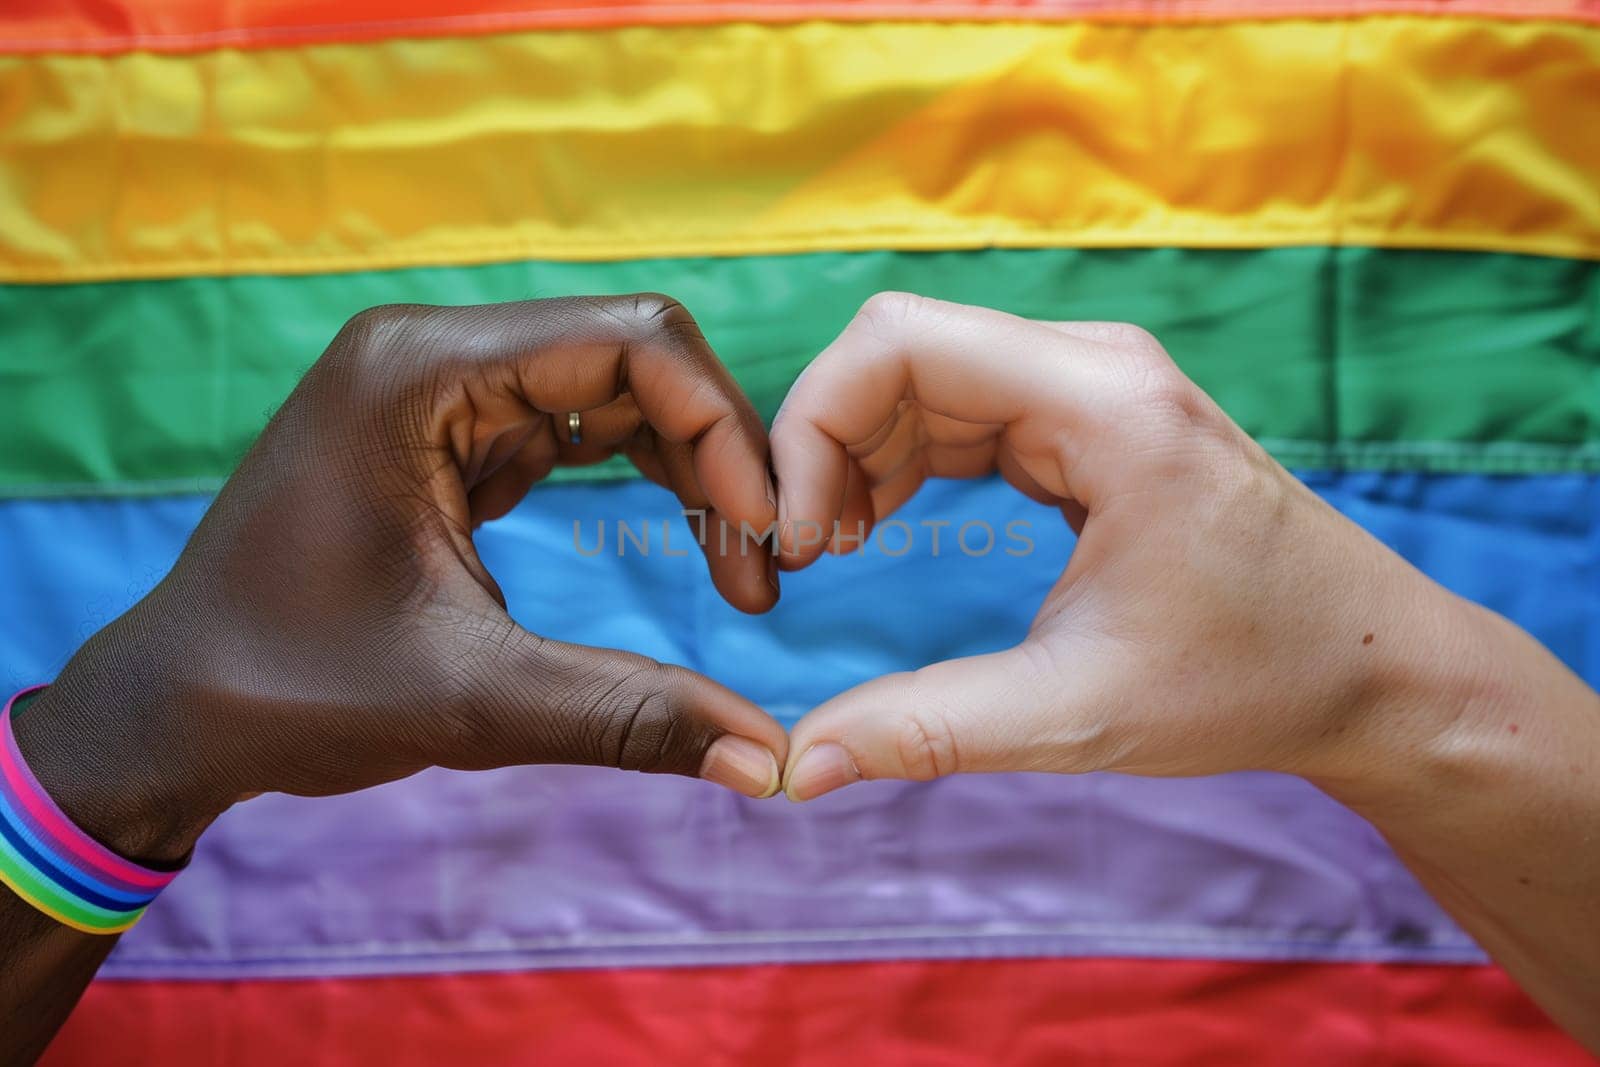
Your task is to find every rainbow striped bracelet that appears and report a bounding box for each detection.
[0,686,180,934]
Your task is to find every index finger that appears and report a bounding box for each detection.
[769,293,1152,567]
[345,295,777,610]
[503,295,776,533]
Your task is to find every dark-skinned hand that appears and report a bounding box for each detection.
[16,296,789,871]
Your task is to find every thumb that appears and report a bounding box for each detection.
[432,630,789,799]
[782,645,1069,802]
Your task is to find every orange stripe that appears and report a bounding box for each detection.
[42,959,1590,1065]
[5,0,1599,54]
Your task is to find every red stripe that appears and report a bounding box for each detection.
[42,959,1589,1065]
[4,0,1598,55]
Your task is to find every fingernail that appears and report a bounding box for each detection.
[765,467,778,511]
[785,742,861,802]
[766,554,780,595]
[700,735,781,799]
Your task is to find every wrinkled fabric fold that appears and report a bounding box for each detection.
[3,18,1598,282]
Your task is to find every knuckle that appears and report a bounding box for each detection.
[585,661,705,775]
[892,680,961,780]
[610,292,692,331]
[1143,373,1210,430]
[328,303,452,403]
[625,291,682,324]
[1089,339,1254,503]
[338,303,429,355]
[1116,349,1215,439]
[593,293,709,358]
[854,290,927,339]
[1092,321,1164,356]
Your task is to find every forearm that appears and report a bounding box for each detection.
[1,904,119,1066]
[1317,596,1600,1048]
[1,631,214,1065]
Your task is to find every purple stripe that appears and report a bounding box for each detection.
[99,765,1477,979]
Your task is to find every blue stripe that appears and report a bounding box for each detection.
[3,474,1595,707]
[0,767,159,905]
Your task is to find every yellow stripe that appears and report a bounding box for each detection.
[1,18,1597,282]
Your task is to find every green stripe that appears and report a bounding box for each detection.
[0,832,143,932]
[2,247,1596,498]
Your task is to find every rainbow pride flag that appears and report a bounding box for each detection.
[3,1,1597,1062]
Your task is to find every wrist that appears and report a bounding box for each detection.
[1303,586,1536,817]
[11,620,226,866]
